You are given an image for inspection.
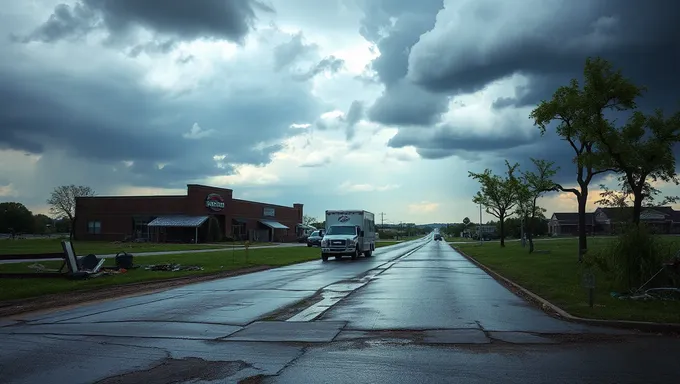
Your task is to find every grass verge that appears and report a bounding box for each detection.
[0,247,320,302]
[0,237,275,256]
[456,237,680,324]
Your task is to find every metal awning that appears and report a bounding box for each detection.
[232,218,248,224]
[147,215,209,228]
[259,219,289,229]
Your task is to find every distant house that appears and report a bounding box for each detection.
[594,206,680,234]
[548,206,680,236]
[548,213,594,236]
[470,225,497,239]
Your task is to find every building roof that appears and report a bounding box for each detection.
[148,215,209,228]
[259,219,289,229]
[595,206,680,222]
[553,213,594,224]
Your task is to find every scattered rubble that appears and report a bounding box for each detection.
[144,263,204,272]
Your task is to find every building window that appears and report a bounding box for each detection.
[88,221,101,235]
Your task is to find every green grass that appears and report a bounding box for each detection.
[0,237,275,256]
[0,247,321,301]
[456,236,680,324]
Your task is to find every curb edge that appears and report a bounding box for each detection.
[454,246,680,334]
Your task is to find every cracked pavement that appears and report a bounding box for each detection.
[1,238,679,383]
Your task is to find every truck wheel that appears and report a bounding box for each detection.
[307,243,312,247]
[321,253,329,262]
[352,248,359,260]
[364,250,372,257]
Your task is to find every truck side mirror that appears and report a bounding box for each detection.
[360,230,365,237]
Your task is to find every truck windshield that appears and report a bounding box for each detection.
[326,225,357,236]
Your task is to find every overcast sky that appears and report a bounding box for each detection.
[1,0,679,224]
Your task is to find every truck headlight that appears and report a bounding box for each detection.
[321,239,327,247]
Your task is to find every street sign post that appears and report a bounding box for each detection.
[582,269,596,308]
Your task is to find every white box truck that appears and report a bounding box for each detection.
[321,210,376,261]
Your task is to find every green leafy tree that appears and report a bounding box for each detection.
[310,221,325,229]
[47,185,95,240]
[530,56,642,259]
[596,175,679,210]
[468,161,521,247]
[0,202,35,234]
[33,213,53,234]
[303,215,317,226]
[444,222,466,237]
[516,159,558,253]
[591,107,680,224]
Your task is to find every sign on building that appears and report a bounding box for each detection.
[205,193,225,212]
[264,207,275,217]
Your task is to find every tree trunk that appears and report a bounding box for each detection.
[632,189,643,226]
[527,216,535,253]
[577,192,588,262]
[499,216,505,247]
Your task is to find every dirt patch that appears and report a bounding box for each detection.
[95,357,253,384]
[261,292,325,321]
[0,266,271,318]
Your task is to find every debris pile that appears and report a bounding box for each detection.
[144,263,203,272]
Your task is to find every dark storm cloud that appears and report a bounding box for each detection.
[368,79,449,126]
[409,0,680,108]
[383,0,680,166]
[357,0,448,127]
[388,125,536,159]
[0,61,320,188]
[21,0,271,45]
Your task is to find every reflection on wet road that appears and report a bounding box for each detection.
[321,241,609,333]
[1,237,679,384]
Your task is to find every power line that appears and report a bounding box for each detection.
[378,212,386,228]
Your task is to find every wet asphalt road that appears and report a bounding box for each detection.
[1,237,679,383]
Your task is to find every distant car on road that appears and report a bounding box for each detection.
[307,230,325,247]
[434,233,442,241]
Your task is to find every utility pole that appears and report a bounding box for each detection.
[379,212,386,229]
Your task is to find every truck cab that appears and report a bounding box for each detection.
[321,210,376,261]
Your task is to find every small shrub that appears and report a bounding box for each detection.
[587,223,674,292]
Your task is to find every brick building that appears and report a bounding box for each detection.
[75,184,304,243]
